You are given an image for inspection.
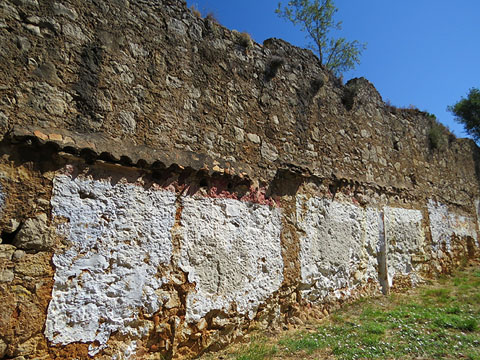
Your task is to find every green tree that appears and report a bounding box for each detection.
[275,0,366,76]
[447,88,480,142]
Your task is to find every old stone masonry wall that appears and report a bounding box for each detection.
[0,149,478,360]
[1,0,480,359]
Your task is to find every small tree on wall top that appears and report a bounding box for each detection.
[448,88,480,143]
[276,0,366,76]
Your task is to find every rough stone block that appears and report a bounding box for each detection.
[13,213,54,251]
[0,244,16,260]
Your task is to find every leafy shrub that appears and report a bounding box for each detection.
[428,118,449,150]
[448,87,480,142]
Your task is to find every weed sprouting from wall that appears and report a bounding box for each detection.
[189,5,201,18]
[265,56,285,81]
[205,12,219,24]
[237,32,253,48]
[310,76,325,95]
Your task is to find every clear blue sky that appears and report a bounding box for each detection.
[186,0,479,139]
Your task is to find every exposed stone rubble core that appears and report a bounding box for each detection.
[179,197,283,322]
[45,175,176,355]
[2,0,480,203]
[0,0,480,358]
[0,152,57,360]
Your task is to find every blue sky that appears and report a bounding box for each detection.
[186,0,480,139]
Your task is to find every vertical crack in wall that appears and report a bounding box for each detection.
[377,211,389,295]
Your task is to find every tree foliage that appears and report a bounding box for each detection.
[275,0,366,76]
[447,88,480,142]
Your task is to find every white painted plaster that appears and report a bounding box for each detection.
[384,207,424,286]
[364,208,383,282]
[178,197,283,322]
[428,199,478,253]
[296,196,379,302]
[45,175,176,355]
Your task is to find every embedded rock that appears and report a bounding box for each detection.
[13,213,55,251]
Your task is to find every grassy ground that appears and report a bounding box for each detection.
[200,264,480,360]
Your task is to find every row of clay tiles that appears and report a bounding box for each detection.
[11,126,254,179]
[9,126,426,200]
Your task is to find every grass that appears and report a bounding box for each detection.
[235,31,253,48]
[200,264,480,360]
[235,338,278,360]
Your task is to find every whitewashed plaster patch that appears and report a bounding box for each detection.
[384,207,424,286]
[296,196,379,302]
[428,199,478,253]
[178,197,283,323]
[364,208,384,283]
[45,175,176,355]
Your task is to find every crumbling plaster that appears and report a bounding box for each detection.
[297,196,429,300]
[45,175,176,355]
[428,199,478,253]
[383,206,424,287]
[178,197,283,322]
[45,174,285,355]
[296,196,380,302]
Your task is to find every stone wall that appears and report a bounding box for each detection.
[1,0,479,359]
